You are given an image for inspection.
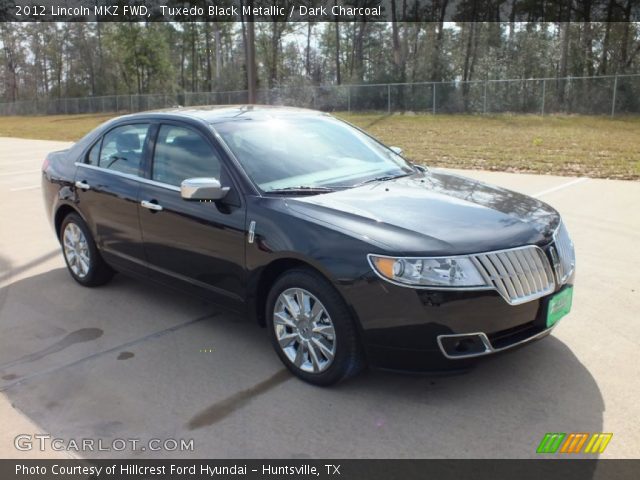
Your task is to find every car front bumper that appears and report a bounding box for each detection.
[343,274,573,373]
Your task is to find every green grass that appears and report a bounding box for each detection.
[0,113,117,142]
[1,112,638,180]
[338,113,640,180]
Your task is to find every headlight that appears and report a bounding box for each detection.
[368,254,488,288]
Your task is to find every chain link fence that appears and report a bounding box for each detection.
[1,74,639,117]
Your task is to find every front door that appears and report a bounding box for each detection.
[138,123,246,308]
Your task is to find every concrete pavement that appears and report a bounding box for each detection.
[0,137,638,459]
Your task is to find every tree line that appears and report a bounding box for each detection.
[1,19,639,103]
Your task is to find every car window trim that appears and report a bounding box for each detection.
[77,117,248,203]
[74,162,180,192]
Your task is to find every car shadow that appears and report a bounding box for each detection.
[0,268,604,462]
[339,334,604,459]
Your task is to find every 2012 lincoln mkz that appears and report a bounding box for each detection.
[42,106,575,385]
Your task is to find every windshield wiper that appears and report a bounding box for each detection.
[352,172,412,188]
[267,186,335,195]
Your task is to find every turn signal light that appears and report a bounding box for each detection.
[372,256,396,278]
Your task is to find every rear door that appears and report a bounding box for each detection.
[138,122,246,308]
[74,123,152,274]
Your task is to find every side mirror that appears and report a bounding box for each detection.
[390,146,404,156]
[180,177,230,201]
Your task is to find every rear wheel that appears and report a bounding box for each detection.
[266,268,365,385]
[60,213,114,287]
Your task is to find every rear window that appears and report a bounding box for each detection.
[98,124,151,176]
[86,140,100,166]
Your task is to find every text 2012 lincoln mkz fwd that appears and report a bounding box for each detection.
[42,106,575,385]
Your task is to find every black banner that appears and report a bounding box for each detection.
[1,0,639,23]
[1,460,639,480]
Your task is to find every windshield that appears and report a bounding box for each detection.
[213,115,414,192]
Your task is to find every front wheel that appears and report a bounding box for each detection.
[266,268,365,386]
[60,212,114,287]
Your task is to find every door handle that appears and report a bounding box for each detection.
[75,180,90,191]
[140,200,163,212]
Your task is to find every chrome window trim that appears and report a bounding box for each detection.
[74,162,180,192]
[436,325,557,360]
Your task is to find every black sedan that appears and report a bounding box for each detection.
[42,106,575,385]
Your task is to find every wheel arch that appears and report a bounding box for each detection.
[251,257,351,328]
[251,258,310,327]
[54,204,84,239]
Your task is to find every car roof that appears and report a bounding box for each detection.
[123,105,329,125]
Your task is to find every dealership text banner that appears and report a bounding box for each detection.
[2,460,640,480]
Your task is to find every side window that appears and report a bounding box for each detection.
[152,125,222,186]
[86,140,101,165]
[99,124,150,175]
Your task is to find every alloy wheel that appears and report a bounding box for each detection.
[273,288,337,373]
[62,222,91,278]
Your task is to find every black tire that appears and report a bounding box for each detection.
[59,212,114,287]
[266,268,365,386]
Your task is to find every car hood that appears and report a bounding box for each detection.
[285,170,560,255]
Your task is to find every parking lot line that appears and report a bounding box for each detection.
[9,185,40,192]
[533,177,589,197]
[0,169,40,177]
[0,160,37,166]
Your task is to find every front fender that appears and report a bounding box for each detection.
[244,196,374,327]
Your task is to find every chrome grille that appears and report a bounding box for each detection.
[552,222,575,284]
[471,246,556,305]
